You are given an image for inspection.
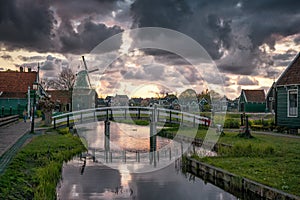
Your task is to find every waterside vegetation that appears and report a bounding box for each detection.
[0,130,86,200]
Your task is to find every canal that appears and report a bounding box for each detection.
[57,122,237,199]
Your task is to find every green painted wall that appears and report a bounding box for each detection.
[0,98,29,116]
[276,86,300,128]
[244,102,266,112]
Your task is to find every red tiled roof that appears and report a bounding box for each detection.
[0,92,26,98]
[47,90,71,105]
[243,89,265,103]
[0,71,37,98]
[277,53,300,85]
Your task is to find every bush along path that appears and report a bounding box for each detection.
[0,131,86,200]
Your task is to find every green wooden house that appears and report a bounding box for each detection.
[0,68,38,117]
[275,52,300,133]
[238,89,266,112]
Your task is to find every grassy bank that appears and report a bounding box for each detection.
[122,119,300,196]
[0,131,86,200]
[188,131,300,196]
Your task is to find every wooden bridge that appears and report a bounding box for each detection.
[52,106,211,129]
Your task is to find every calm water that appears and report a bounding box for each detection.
[57,122,237,200]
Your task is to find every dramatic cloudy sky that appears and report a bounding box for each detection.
[0,0,300,99]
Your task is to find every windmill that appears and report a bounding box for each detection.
[81,56,99,89]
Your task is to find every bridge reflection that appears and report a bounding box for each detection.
[53,106,213,173]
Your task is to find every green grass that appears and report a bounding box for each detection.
[0,131,86,200]
[198,132,300,196]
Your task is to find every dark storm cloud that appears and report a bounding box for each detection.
[59,20,123,54]
[237,76,259,85]
[1,54,12,61]
[52,0,119,20]
[273,49,297,61]
[131,0,300,76]
[0,0,55,52]
[0,0,124,54]
[18,55,46,62]
[294,35,300,44]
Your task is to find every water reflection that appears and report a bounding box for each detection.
[57,158,237,200]
[77,122,172,152]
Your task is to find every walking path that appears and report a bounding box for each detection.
[224,128,300,139]
[0,118,43,174]
[0,120,31,157]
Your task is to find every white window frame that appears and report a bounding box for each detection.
[287,89,298,117]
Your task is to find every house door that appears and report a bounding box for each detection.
[240,103,245,112]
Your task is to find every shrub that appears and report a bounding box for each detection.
[219,143,275,157]
[223,118,240,128]
[36,110,42,118]
[58,127,70,135]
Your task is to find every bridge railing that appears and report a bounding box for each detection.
[52,106,211,129]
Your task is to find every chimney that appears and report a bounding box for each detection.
[28,67,31,72]
[20,67,23,72]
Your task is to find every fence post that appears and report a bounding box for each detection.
[94,111,96,122]
[169,110,172,123]
[67,115,70,127]
[10,106,12,116]
[54,118,56,129]
[125,108,127,119]
[138,108,141,119]
[80,112,83,123]
[193,116,196,127]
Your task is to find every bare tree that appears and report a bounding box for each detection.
[46,68,75,111]
[48,68,75,91]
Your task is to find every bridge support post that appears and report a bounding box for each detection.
[104,120,110,143]
[150,105,157,166]
[138,108,141,119]
[104,119,110,162]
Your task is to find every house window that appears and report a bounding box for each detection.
[288,89,298,117]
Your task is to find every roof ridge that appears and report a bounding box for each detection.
[276,52,300,85]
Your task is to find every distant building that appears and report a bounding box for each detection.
[227,98,239,112]
[238,89,266,112]
[129,97,143,106]
[47,90,71,112]
[211,96,228,112]
[113,94,129,106]
[96,98,106,107]
[275,52,300,132]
